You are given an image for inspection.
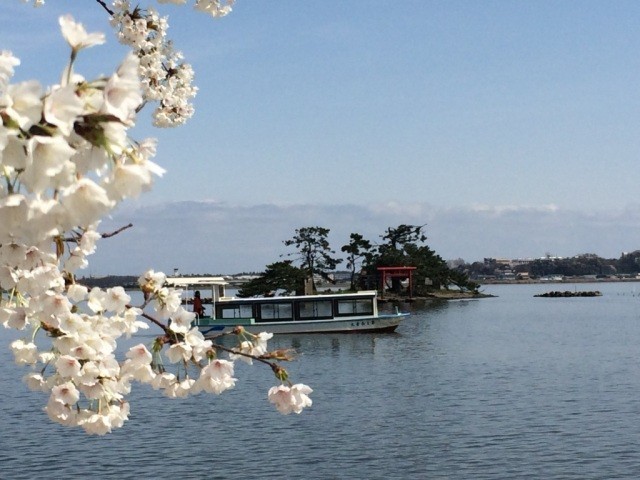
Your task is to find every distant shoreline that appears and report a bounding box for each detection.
[478,277,640,285]
[79,275,640,296]
[381,277,640,302]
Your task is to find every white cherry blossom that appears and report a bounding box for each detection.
[0,50,19,92]
[67,283,89,302]
[87,287,108,313]
[151,371,178,391]
[268,383,313,415]
[0,307,27,329]
[230,331,273,364]
[2,80,42,129]
[40,292,73,322]
[153,287,183,318]
[103,286,131,314]
[46,396,78,426]
[126,343,153,366]
[107,161,154,200]
[184,327,212,361]
[0,266,18,290]
[164,378,196,398]
[63,248,88,273]
[51,381,80,406]
[59,14,106,53]
[194,359,236,394]
[61,178,115,227]
[138,269,166,293]
[43,84,84,136]
[168,307,195,334]
[79,412,113,436]
[101,53,142,123]
[24,372,48,392]
[3,5,311,436]
[195,0,235,17]
[55,355,82,378]
[1,133,29,170]
[79,229,102,255]
[121,359,156,382]
[166,342,192,363]
[10,339,38,365]
[111,307,148,337]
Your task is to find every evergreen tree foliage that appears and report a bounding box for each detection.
[282,227,342,292]
[341,233,373,291]
[236,261,306,297]
[362,224,475,295]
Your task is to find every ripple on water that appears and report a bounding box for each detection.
[3,283,640,478]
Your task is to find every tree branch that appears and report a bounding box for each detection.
[101,223,133,239]
[95,0,115,16]
[126,304,170,334]
[212,342,284,368]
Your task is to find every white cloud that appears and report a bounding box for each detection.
[468,203,560,215]
[87,201,640,275]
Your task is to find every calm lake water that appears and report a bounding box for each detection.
[3,282,640,479]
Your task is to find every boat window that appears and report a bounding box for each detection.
[218,304,253,319]
[298,300,333,320]
[259,302,293,321]
[336,298,374,316]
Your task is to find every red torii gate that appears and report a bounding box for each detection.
[377,266,417,299]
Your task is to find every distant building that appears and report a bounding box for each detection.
[484,257,533,269]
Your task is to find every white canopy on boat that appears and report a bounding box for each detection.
[166,276,228,287]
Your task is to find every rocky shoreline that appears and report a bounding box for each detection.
[379,290,495,302]
[534,290,602,298]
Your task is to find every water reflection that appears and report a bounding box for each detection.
[268,331,402,358]
[4,283,640,479]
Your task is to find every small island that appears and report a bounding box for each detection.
[534,290,602,298]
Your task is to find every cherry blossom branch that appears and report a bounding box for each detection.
[213,342,288,366]
[129,305,170,334]
[209,342,294,384]
[2,4,312,433]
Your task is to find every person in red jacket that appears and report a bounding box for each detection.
[193,290,204,317]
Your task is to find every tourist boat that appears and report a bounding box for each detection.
[166,276,409,336]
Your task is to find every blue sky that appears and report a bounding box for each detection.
[3,2,640,273]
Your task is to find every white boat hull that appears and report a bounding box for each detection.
[197,312,408,337]
[167,278,411,337]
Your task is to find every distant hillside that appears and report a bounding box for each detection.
[77,276,139,289]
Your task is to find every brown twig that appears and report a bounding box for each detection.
[95,0,115,15]
[101,223,133,239]
[134,307,170,334]
[212,342,280,368]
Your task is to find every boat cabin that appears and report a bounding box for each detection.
[166,276,380,323]
[164,277,406,335]
[215,291,379,323]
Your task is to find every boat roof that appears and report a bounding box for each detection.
[166,276,228,287]
[219,290,378,303]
